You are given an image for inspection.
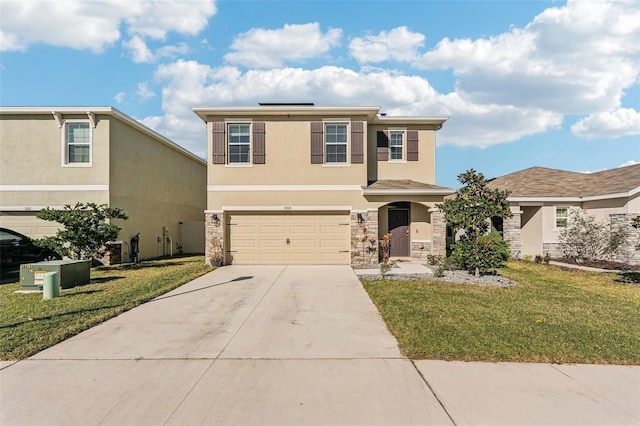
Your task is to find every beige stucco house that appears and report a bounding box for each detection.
[488,165,640,265]
[193,103,454,265]
[0,107,207,262]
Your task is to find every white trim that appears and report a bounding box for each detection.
[412,239,431,243]
[322,117,351,122]
[0,185,109,191]
[1,205,66,211]
[61,118,93,167]
[222,206,352,212]
[510,188,640,203]
[204,210,224,214]
[208,185,362,192]
[364,188,455,195]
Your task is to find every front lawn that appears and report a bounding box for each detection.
[362,261,640,364]
[0,255,212,360]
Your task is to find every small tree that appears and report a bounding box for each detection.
[36,202,128,261]
[436,169,512,276]
[559,209,626,262]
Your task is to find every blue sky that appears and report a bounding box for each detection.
[1,0,638,188]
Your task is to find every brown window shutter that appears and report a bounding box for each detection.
[377,130,389,161]
[351,121,364,163]
[407,130,418,161]
[212,122,226,164]
[252,122,265,164]
[310,122,324,164]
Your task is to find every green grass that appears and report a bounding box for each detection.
[362,261,640,364]
[0,255,212,360]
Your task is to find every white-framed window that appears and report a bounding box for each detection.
[389,131,404,160]
[325,123,348,164]
[227,123,251,164]
[62,120,92,166]
[556,207,568,228]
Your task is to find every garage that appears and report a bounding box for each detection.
[227,212,351,264]
[0,211,60,238]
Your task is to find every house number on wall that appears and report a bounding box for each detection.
[283,206,292,210]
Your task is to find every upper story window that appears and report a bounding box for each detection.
[63,121,92,166]
[212,121,265,165]
[324,123,348,164]
[228,123,251,164]
[377,129,418,162]
[389,131,404,160]
[556,207,568,228]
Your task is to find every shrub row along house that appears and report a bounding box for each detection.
[2,104,637,266]
[0,107,206,263]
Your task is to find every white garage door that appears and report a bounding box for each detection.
[0,212,60,238]
[228,212,351,265]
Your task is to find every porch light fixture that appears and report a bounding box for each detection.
[357,213,364,225]
[212,214,220,226]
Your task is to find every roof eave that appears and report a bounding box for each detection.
[364,188,456,196]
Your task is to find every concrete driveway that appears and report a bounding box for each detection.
[2,265,639,425]
[1,265,451,425]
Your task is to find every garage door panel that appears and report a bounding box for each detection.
[228,212,350,265]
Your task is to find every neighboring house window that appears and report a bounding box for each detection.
[556,207,568,228]
[324,123,348,164]
[389,131,404,160]
[64,122,91,165]
[227,123,251,164]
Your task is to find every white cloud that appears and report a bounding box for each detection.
[0,0,216,52]
[417,0,640,115]
[123,36,189,63]
[141,61,564,156]
[571,108,640,139]
[114,92,126,104]
[619,160,638,168]
[349,26,425,64]
[224,23,342,68]
[123,36,153,63]
[136,82,156,101]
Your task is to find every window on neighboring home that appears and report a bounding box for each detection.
[324,123,348,164]
[556,207,568,228]
[64,122,91,165]
[389,131,404,160]
[227,123,251,164]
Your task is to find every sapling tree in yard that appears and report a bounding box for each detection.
[36,202,128,261]
[437,169,511,276]
[559,209,627,262]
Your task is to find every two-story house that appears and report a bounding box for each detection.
[0,107,207,262]
[193,103,454,265]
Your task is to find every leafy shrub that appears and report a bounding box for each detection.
[450,232,510,276]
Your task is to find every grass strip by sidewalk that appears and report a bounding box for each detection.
[362,260,640,364]
[0,255,212,360]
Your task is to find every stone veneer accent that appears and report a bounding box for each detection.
[350,211,378,265]
[503,208,523,258]
[205,211,224,265]
[411,241,431,261]
[430,209,447,256]
[610,213,640,266]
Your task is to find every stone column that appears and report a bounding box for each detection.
[430,208,447,256]
[350,210,378,266]
[205,211,224,265]
[503,206,522,259]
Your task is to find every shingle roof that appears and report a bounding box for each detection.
[487,165,640,198]
[366,179,452,191]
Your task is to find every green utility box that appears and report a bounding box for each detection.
[20,260,91,291]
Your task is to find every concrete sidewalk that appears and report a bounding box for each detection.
[1,265,639,425]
